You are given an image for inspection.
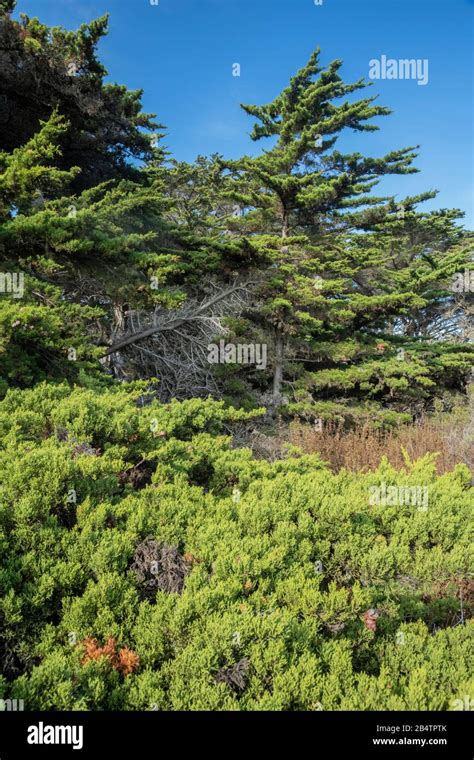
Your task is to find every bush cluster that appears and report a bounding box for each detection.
[0,382,472,710]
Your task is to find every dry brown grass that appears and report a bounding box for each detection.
[282,412,473,474]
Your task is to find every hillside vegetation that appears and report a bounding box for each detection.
[0,1,472,712]
[0,383,472,710]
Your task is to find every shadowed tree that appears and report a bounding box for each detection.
[0,0,160,192]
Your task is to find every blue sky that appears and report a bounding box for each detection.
[14,0,474,227]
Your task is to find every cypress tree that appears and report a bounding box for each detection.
[0,0,159,191]
[223,49,473,422]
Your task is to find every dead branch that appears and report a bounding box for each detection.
[102,282,253,357]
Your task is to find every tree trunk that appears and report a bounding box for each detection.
[272,328,284,405]
[271,206,288,406]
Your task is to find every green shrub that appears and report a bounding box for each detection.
[0,382,472,710]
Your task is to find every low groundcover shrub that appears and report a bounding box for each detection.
[0,382,472,710]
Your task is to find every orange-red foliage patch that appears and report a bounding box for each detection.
[81,637,139,676]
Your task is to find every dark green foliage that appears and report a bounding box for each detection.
[0,2,160,192]
[1,13,471,419]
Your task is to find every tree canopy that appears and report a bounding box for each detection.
[0,1,472,419]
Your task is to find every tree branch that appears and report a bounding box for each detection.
[102,283,253,357]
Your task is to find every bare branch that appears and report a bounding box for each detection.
[102,282,254,357]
